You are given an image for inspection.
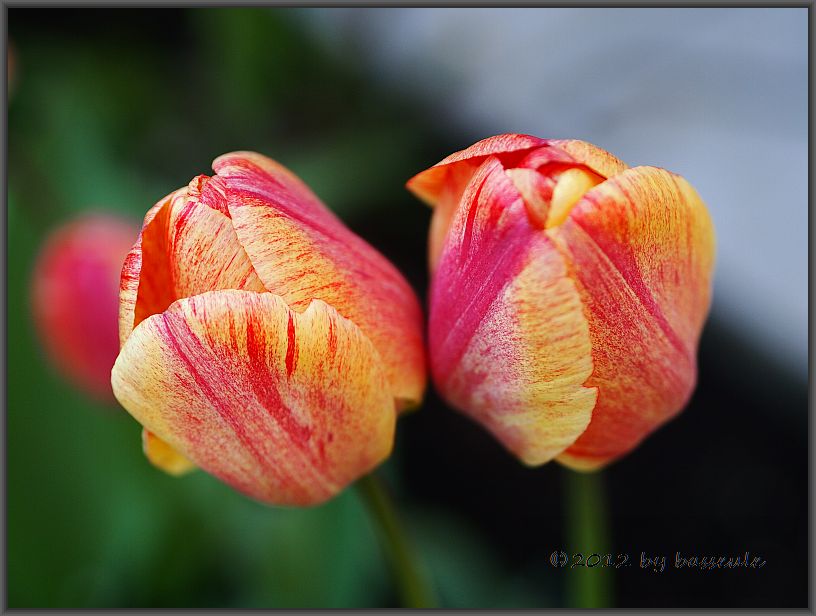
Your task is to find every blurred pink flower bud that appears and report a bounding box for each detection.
[31,214,137,402]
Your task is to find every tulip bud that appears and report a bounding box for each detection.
[407,134,715,470]
[31,214,137,402]
[112,152,426,505]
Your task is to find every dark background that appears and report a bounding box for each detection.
[7,8,808,608]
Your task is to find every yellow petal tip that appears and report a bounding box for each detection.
[546,168,603,229]
[142,430,196,477]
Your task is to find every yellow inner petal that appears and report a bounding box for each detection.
[142,429,196,476]
[546,168,603,228]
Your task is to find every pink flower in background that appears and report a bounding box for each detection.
[408,134,716,470]
[31,214,137,402]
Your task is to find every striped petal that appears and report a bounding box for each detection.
[407,134,548,270]
[112,290,395,506]
[551,166,715,469]
[213,152,425,411]
[407,135,615,271]
[548,139,629,179]
[430,156,596,464]
[406,133,548,207]
[119,190,178,347]
[118,177,265,343]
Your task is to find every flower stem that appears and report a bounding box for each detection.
[358,473,436,608]
[564,469,614,608]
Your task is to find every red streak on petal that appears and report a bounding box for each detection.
[200,175,230,217]
[516,146,579,170]
[430,158,534,387]
[326,316,337,358]
[158,305,319,495]
[574,192,689,360]
[160,311,273,471]
[242,309,313,447]
[460,174,488,259]
[285,312,297,377]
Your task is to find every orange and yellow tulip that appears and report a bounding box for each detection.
[407,134,715,470]
[32,214,137,402]
[113,152,426,505]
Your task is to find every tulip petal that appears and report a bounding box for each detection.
[119,190,178,347]
[142,429,195,476]
[407,135,618,213]
[163,176,266,302]
[407,135,612,271]
[213,152,425,411]
[119,180,266,343]
[430,156,597,464]
[505,168,552,227]
[551,166,715,469]
[506,166,605,231]
[407,135,551,270]
[549,139,629,179]
[112,290,396,506]
[406,133,548,207]
[514,146,587,172]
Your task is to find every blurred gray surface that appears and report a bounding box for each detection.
[301,8,807,378]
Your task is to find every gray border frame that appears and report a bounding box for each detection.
[2,2,812,613]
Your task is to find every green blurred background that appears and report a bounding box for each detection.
[7,8,807,609]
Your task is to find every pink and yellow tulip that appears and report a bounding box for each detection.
[32,214,137,402]
[407,134,715,470]
[112,152,426,505]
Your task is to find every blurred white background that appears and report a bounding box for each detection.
[301,8,807,379]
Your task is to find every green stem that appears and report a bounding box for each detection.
[358,473,436,608]
[564,469,613,608]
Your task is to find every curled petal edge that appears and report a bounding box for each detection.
[112,290,396,506]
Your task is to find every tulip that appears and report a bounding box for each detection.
[32,214,137,402]
[407,134,715,470]
[112,152,426,505]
